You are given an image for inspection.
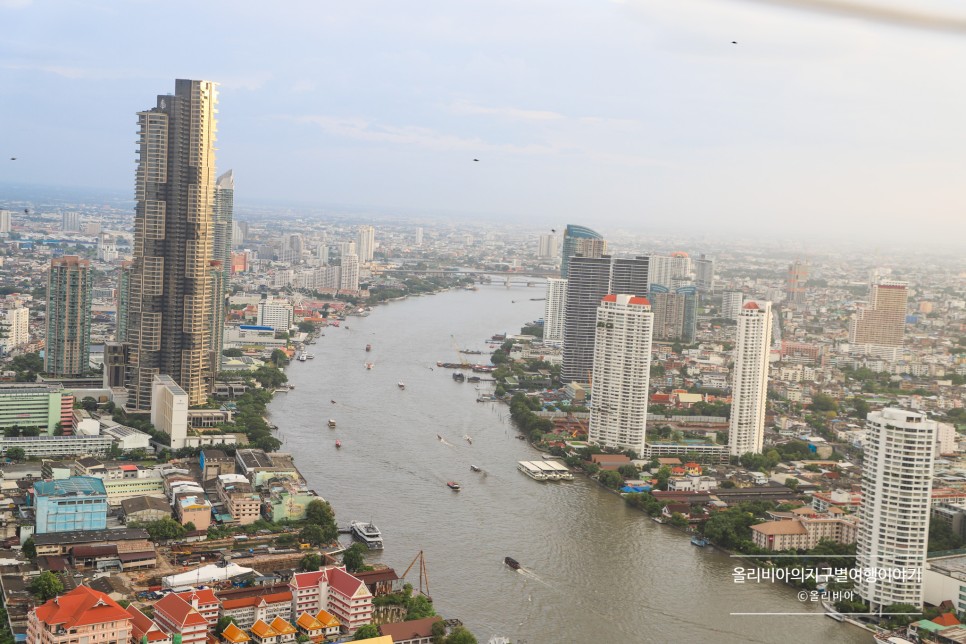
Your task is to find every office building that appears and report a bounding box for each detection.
[728,301,773,456]
[32,476,109,534]
[560,224,604,278]
[856,409,937,613]
[538,234,559,259]
[414,227,423,246]
[785,260,808,311]
[543,278,567,345]
[61,211,80,232]
[115,262,133,343]
[209,169,234,360]
[650,285,697,344]
[646,252,693,290]
[96,234,118,262]
[151,374,189,450]
[562,256,648,384]
[850,280,909,351]
[694,254,714,292]
[588,294,654,454]
[27,585,133,644]
[337,241,356,258]
[0,306,30,352]
[721,290,744,320]
[0,384,71,433]
[46,256,92,377]
[0,210,11,234]
[256,298,294,332]
[357,224,375,263]
[340,253,360,291]
[126,79,218,410]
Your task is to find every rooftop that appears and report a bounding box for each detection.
[33,476,106,498]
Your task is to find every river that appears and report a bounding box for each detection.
[267,284,868,644]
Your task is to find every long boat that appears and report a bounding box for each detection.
[504,557,521,570]
[349,520,384,550]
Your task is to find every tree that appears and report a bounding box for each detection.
[184,522,196,533]
[30,571,64,601]
[137,518,187,542]
[21,537,35,559]
[298,321,315,333]
[299,524,327,547]
[270,349,290,368]
[598,470,623,489]
[305,499,338,541]
[617,464,639,479]
[810,393,838,413]
[849,397,871,419]
[784,478,799,491]
[80,397,98,413]
[667,512,689,528]
[5,447,25,462]
[342,542,367,573]
[655,465,672,491]
[299,553,322,571]
[222,348,244,357]
[216,616,236,635]
[353,625,380,640]
[406,594,436,620]
[445,628,478,644]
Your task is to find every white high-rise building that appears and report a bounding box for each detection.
[357,225,375,263]
[232,221,245,247]
[337,241,356,258]
[414,227,423,246]
[151,374,189,450]
[537,234,559,259]
[0,307,29,352]
[721,291,744,320]
[97,234,118,262]
[543,278,567,345]
[856,408,936,613]
[0,210,11,234]
[728,301,772,456]
[645,252,693,289]
[588,294,653,455]
[317,244,330,266]
[256,297,294,332]
[61,211,80,232]
[340,253,360,291]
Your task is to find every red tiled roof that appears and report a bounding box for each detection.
[72,545,118,558]
[290,570,327,589]
[934,613,961,627]
[327,567,369,599]
[154,593,208,628]
[379,616,443,641]
[743,301,759,310]
[220,591,291,610]
[175,589,219,606]
[126,604,157,636]
[34,585,132,629]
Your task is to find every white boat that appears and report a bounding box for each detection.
[398,382,406,390]
[327,419,336,428]
[349,520,384,550]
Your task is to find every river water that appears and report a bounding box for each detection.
[267,284,867,644]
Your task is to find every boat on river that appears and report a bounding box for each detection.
[365,362,373,370]
[365,344,371,352]
[328,419,336,428]
[349,520,384,550]
[470,465,482,472]
[447,481,461,491]
[504,557,520,570]
[398,382,406,390]
[691,535,709,547]
[335,440,342,449]
[465,435,473,444]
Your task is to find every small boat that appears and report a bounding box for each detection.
[691,536,708,547]
[504,557,520,570]
[470,465,482,473]
[398,382,406,390]
[298,354,307,362]
[305,354,315,359]
[447,481,461,491]
[330,400,336,404]
[328,419,336,428]
[365,344,371,352]
[335,440,342,449]
[465,435,473,444]
[365,362,373,370]
[437,434,443,441]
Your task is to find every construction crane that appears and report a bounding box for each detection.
[402,550,431,600]
[450,334,470,368]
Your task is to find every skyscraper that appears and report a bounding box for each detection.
[588,294,653,454]
[856,408,936,613]
[0,210,11,234]
[849,280,909,353]
[561,256,648,384]
[340,253,360,291]
[543,278,568,345]
[45,256,92,377]
[126,79,218,410]
[721,291,744,320]
[560,224,604,278]
[357,225,375,263]
[728,301,772,456]
[61,211,80,232]
[116,261,133,343]
[414,227,423,246]
[209,170,233,362]
[785,260,808,311]
[694,254,714,292]
[645,252,694,290]
[537,234,558,259]
[649,285,697,344]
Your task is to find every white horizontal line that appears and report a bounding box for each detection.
[730,612,920,616]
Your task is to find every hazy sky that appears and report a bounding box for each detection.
[2,0,966,242]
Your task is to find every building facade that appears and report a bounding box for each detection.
[46,256,92,377]
[126,79,219,410]
[559,224,603,279]
[785,260,808,311]
[856,408,937,612]
[339,254,360,291]
[32,476,109,534]
[588,294,653,455]
[27,586,132,644]
[543,278,567,345]
[850,280,909,351]
[356,225,375,263]
[721,291,744,321]
[728,301,773,456]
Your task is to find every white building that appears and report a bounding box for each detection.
[937,422,958,456]
[543,278,567,345]
[856,408,937,613]
[340,253,360,291]
[61,211,80,232]
[537,234,559,259]
[257,298,294,332]
[356,225,375,263]
[728,301,772,456]
[151,374,189,450]
[414,227,423,246]
[588,294,653,455]
[645,253,693,289]
[721,291,744,320]
[0,307,30,352]
[0,210,11,234]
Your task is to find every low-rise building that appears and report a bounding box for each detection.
[216,474,261,526]
[176,495,213,532]
[27,585,133,644]
[219,591,292,628]
[120,495,172,524]
[294,611,340,642]
[32,476,108,534]
[378,617,443,644]
[153,593,209,644]
[751,515,859,551]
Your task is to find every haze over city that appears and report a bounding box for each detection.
[3,0,966,243]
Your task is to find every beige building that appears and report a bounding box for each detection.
[45,256,92,377]
[127,79,219,410]
[217,474,261,525]
[849,280,908,350]
[751,515,858,551]
[27,586,133,644]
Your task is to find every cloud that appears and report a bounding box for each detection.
[449,99,564,122]
[0,0,32,8]
[735,0,966,36]
[218,72,273,91]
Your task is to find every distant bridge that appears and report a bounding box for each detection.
[378,268,557,286]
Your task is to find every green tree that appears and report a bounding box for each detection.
[136,517,187,542]
[353,624,380,640]
[80,397,98,413]
[784,477,799,491]
[406,594,436,620]
[598,470,623,489]
[298,321,315,333]
[655,465,672,491]
[30,571,64,601]
[21,537,35,559]
[342,543,367,573]
[216,616,236,635]
[617,464,639,479]
[667,512,689,528]
[445,627,478,644]
[5,447,25,462]
[299,553,322,571]
[849,397,871,419]
[222,348,244,357]
[270,349,290,368]
[810,393,838,413]
[305,499,338,539]
[299,524,328,547]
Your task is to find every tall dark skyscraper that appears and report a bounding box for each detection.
[45,256,92,377]
[126,79,218,410]
[561,256,649,384]
[560,224,604,278]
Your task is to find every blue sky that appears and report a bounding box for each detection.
[2,0,966,241]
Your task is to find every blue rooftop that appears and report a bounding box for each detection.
[33,476,106,497]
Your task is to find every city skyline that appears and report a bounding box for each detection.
[3,2,966,243]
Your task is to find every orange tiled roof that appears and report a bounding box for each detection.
[314,610,340,629]
[220,592,291,610]
[268,617,296,635]
[154,593,208,628]
[295,613,323,631]
[934,613,961,627]
[250,619,277,639]
[222,623,251,643]
[34,586,132,630]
